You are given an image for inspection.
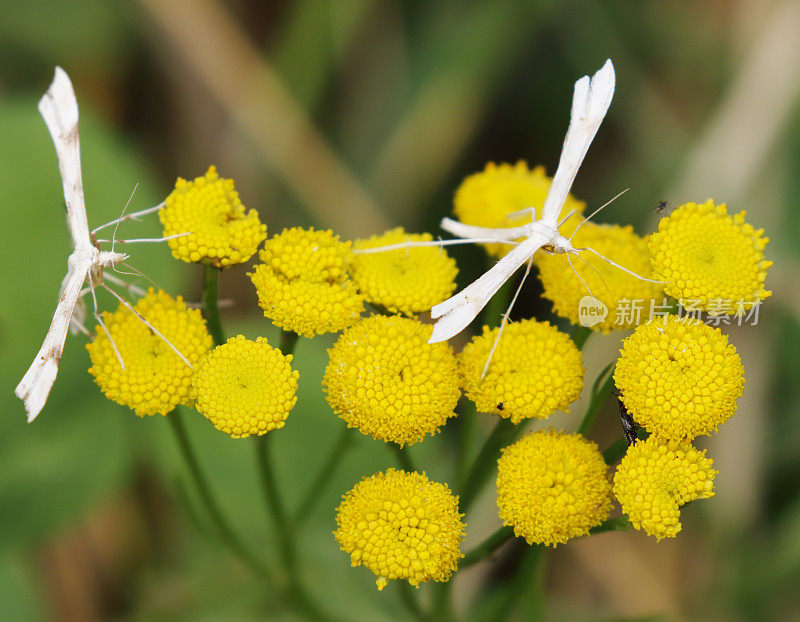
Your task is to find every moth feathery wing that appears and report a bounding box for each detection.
[37,66,91,250]
[15,262,88,421]
[540,59,615,225]
[428,231,550,343]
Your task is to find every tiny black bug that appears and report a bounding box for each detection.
[497,402,504,411]
[616,396,638,446]
[654,200,668,215]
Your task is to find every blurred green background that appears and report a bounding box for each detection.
[1,0,799,620]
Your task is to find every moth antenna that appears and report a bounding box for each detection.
[569,188,630,241]
[481,256,535,380]
[111,183,139,254]
[99,232,190,245]
[578,246,664,284]
[102,284,192,368]
[566,250,595,300]
[91,201,165,237]
[88,278,125,369]
[352,238,520,255]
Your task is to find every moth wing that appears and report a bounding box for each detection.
[15,262,87,422]
[440,217,530,241]
[38,67,91,250]
[541,59,615,225]
[428,231,549,342]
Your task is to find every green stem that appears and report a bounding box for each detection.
[458,418,517,514]
[398,581,426,621]
[279,329,299,356]
[492,544,545,621]
[577,365,616,436]
[390,443,415,472]
[590,516,631,534]
[603,438,628,465]
[454,402,476,487]
[462,526,515,569]
[255,435,331,621]
[202,265,225,346]
[292,426,353,526]
[167,410,271,579]
[571,325,592,350]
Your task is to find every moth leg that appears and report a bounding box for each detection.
[88,277,125,369]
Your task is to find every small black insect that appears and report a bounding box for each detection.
[654,200,668,215]
[496,402,504,411]
[616,396,638,446]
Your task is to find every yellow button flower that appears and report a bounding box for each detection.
[86,289,212,416]
[614,315,744,440]
[458,319,584,423]
[648,199,772,313]
[334,469,465,590]
[536,222,663,333]
[349,228,458,316]
[192,335,298,438]
[453,161,585,257]
[497,430,612,547]
[613,435,716,540]
[323,315,461,446]
[160,166,267,268]
[249,228,364,338]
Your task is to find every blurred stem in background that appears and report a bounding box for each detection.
[201,265,225,346]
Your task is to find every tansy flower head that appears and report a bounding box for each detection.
[249,227,364,338]
[192,335,298,438]
[453,161,585,257]
[323,315,460,446]
[349,228,458,315]
[497,430,612,547]
[613,435,716,540]
[86,289,212,416]
[334,469,465,590]
[458,319,584,423]
[536,222,663,332]
[160,166,267,268]
[614,315,744,440]
[648,199,772,313]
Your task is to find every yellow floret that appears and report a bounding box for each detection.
[249,227,364,338]
[86,289,212,416]
[453,161,585,257]
[349,228,458,315]
[613,435,716,540]
[614,315,744,440]
[323,315,461,445]
[497,430,612,547]
[160,166,267,268]
[192,335,298,438]
[648,199,772,312]
[536,222,663,332]
[334,469,465,590]
[458,319,584,423]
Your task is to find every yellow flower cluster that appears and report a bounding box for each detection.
[537,223,663,332]
[349,228,458,315]
[159,166,267,268]
[614,316,744,440]
[249,228,364,338]
[192,336,298,438]
[86,289,212,416]
[453,161,585,257]
[323,316,460,445]
[458,319,584,423]
[496,430,612,546]
[334,469,465,590]
[613,436,716,540]
[648,200,772,312]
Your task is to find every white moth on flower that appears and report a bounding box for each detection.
[355,59,658,375]
[15,67,189,422]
